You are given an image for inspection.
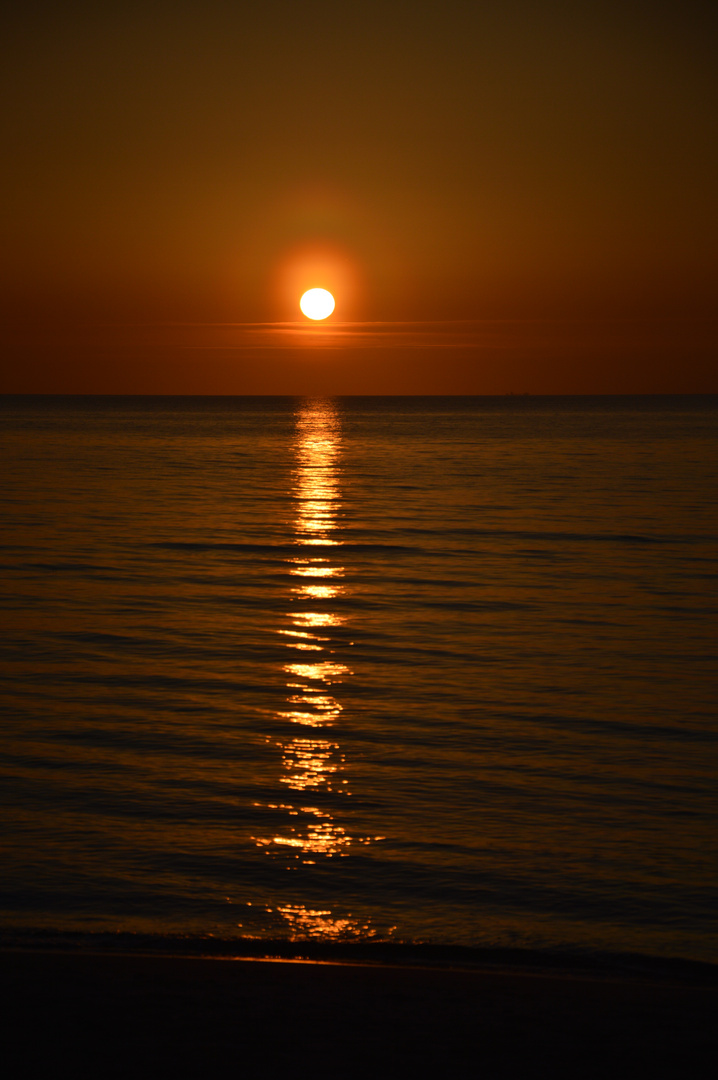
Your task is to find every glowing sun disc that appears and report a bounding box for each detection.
[300,288,335,321]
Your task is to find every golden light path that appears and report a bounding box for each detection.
[252,400,383,940]
[299,287,335,321]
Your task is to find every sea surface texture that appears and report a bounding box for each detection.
[1,396,716,962]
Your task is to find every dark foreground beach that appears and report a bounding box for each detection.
[3,949,716,1080]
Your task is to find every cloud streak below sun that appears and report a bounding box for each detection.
[176,321,514,351]
[162,318,717,359]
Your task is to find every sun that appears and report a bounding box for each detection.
[300,288,335,321]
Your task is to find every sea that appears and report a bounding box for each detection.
[1,395,716,968]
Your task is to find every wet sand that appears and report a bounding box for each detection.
[3,950,715,1079]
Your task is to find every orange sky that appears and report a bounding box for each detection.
[1,1,716,394]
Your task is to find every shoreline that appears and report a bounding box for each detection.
[3,928,716,987]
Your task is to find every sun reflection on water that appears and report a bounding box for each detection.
[253,400,361,880]
[290,612,346,627]
[277,904,377,940]
[283,661,351,683]
[292,584,342,599]
[290,562,344,576]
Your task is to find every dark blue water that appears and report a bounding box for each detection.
[1,395,716,963]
